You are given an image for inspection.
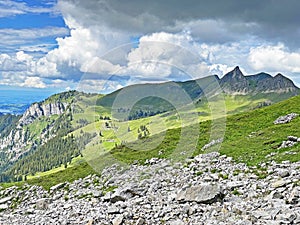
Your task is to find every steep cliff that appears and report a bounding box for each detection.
[0,94,73,169]
[19,102,68,126]
[219,66,299,95]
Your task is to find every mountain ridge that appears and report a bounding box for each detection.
[220,66,299,95]
[97,66,299,110]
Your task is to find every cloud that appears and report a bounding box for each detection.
[123,32,211,80]
[57,0,300,48]
[22,76,46,88]
[19,44,58,54]
[248,44,300,73]
[0,27,69,52]
[35,16,131,80]
[0,0,57,18]
[0,51,33,72]
[35,57,60,77]
[0,50,60,79]
[2,0,300,91]
[77,79,124,94]
[0,70,75,90]
[178,19,259,44]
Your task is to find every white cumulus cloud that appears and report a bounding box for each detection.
[248,44,300,73]
[22,77,46,89]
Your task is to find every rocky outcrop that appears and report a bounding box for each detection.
[278,135,300,149]
[0,101,70,163]
[220,66,299,95]
[274,113,298,124]
[201,138,223,151]
[1,152,300,224]
[19,102,68,126]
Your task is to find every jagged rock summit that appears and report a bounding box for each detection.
[19,101,68,126]
[220,66,299,95]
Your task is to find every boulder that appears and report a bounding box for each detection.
[110,186,142,203]
[271,179,289,188]
[274,113,298,124]
[36,198,50,210]
[108,206,120,214]
[50,183,66,192]
[135,218,145,225]
[287,187,300,204]
[112,215,124,225]
[0,204,8,211]
[0,196,12,204]
[288,136,298,142]
[176,183,224,204]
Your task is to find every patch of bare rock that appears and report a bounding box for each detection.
[0,152,300,224]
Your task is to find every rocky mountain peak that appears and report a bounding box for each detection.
[222,66,245,80]
[232,66,243,77]
[219,66,249,94]
[275,73,284,77]
[219,66,299,95]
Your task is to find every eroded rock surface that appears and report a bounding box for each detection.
[1,152,300,224]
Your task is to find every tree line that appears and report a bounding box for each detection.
[0,131,96,183]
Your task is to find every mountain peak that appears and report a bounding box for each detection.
[233,66,240,71]
[219,66,299,95]
[275,73,284,78]
[232,66,243,77]
[222,66,244,80]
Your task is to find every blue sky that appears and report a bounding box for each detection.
[1,0,300,93]
[0,0,67,54]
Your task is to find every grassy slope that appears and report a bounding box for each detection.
[25,159,95,190]
[110,95,300,166]
[220,95,300,164]
[0,156,96,190]
[2,92,299,189]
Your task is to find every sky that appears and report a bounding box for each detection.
[1,0,300,93]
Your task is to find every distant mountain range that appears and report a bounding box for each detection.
[97,66,299,110]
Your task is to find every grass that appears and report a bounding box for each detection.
[219,95,300,165]
[26,160,97,190]
[2,92,300,190]
[0,157,97,191]
[26,156,83,180]
[108,95,300,166]
[69,91,292,164]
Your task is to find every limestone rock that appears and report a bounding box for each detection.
[176,183,224,204]
[135,218,145,225]
[0,204,8,211]
[36,198,50,210]
[274,113,298,124]
[112,215,124,225]
[0,196,12,204]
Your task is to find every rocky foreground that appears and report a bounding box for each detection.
[0,152,300,225]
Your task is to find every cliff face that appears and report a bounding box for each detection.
[0,101,70,163]
[219,66,299,95]
[219,66,251,94]
[265,74,299,93]
[19,102,68,126]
